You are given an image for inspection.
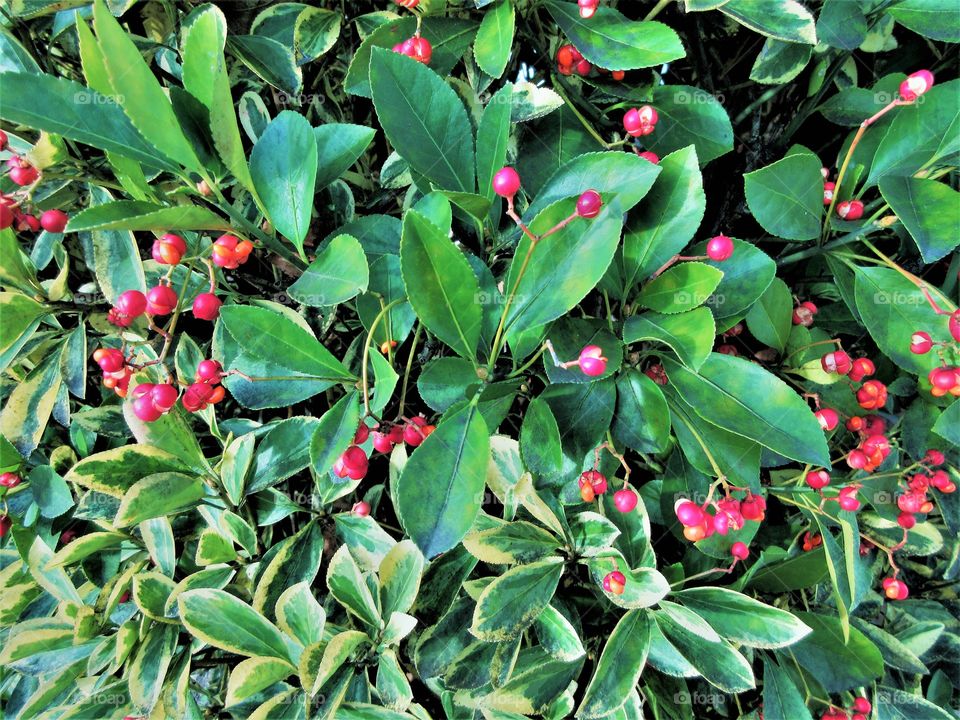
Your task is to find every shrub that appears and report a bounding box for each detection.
[0,1,958,719]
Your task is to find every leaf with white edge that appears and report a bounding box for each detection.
[326,545,382,629]
[379,540,425,617]
[545,1,683,69]
[400,209,482,361]
[744,151,823,240]
[253,521,323,621]
[475,0,515,78]
[568,512,621,557]
[750,38,812,85]
[370,47,475,193]
[719,0,817,44]
[879,176,960,263]
[178,589,296,663]
[762,657,814,720]
[113,472,205,527]
[588,555,670,609]
[310,630,369,695]
[277,582,326,647]
[66,201,230,233]
[623,308,715,371]
[396,403,490,558]
[128,624,178,710]
[64,445,187,498]
[534,604,585,662]
[0,349,61,457]
[577,610,651,718]
[226,656,297,706]
[662,353,830,466]
[677,587,812,648]
[46,531,127,568]
[250,111,317,258]
[655,610,756,692]
[471,558,564,641]
[463,521,562,565]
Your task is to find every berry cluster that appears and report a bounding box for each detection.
[821,695,872,720]
[94,347,133,397]
[821,165,865,220]
[0,134,71,234]
[182,360,226,413]
[337,417,437,483]
[674,492,765,545]
[556,43,623,80]
[211,233,254,269]
[909,294,960,397]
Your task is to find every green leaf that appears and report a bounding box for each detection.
[745,276,792,352]
[181,5,255,194]
[879,176,960,262]
[932,400,960,446]
[396,402,490,559]
[623,308,716,371]
[655,608,755,692]
[0,292,46,360]
[816,0,867,50]
[247,416,320,492]
[762,657,814,720]
[179,588,296,663]
[887,0,960,42]
[643,86,734,165]
[0,73,177,171]
[719,0,817,44]
[475,0,515,78]
[662,353,830,466]
[314,123,376,189]
[695,237,776,319]
[853,266,949,377]
[66,200,230,233]
[64,447,187,505]
[114,472,205,527]
[545,1,683,70]
[785,612,883,693]
[253,521,323,621]
[326,545,382,628]
[379,540,425,617]
[226,656,297,706]
[47,531,126,568]
[400,210,482,361]
[128,624,178,710]
[216,305,355,410]
[0,28,41,73]
[677,587,811,648]
[1,350,62,457]
[750,38,812,85]
[471,558,564,641]
[476,84,514,203]
[622,145,706,292]
[309,392,360,476]
[463,521,561,565]
[91,0,201,170]
[744,151,823,240]
[28,465,74,519]
[288,234,369,306]
[250,111,318,258]
[612,370,671,453]
[534,604,585,662]
[588,555,670,609]
[520,396,564,483]
[417,357,478,412]
[370,47,475,193]
[277,582,326,647]
[83,187,146,304]
[637,262,723,314]
[228,35,302,95]
[577,610,651,718]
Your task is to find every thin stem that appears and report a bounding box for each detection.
[361,299,404,417]
[643,0,672,21]
[395,323,422,422]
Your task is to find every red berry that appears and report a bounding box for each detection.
[848,357,875,382]
[492,167,521,198]
[146,285,178,316]
[15,213,40,232]
[192,292,222,321]
[151,383,179,411]
[602,570,626,595]
[815,408,839,431]
[336,446,369,480]
[900,69,934,101]
[402,36,431,64]
[611,70,625,81]
[805,470,830,490]
[852,698,871,715]
[115,290,147,318]
[372,431,394,454]
[847,449,867,470]
[0,130,7,151]
[674,499,705,527]
[0,515,10,538]
[574,59,592,76]
[182,382,215,412]
[910,330,933,354]
[578,0,598,18]
[613,488,638,513]
[731,541,749,560]
[152,233,187,265]
[856,380,888,410]
[579,470,608,496]
[0,203,12,230]
[578,344,608,376]
[556,45,576,67]
[821,350,852,375]
[923,449,945,467]
[822,181,835,205]
[394,0,419,7]
[212,234,253,269]
[623,106,658,137]
[8,161,39,186]
[576,190,603,218]
[0,472,21,488]
[706,235,734,262]
[39,209,69,233]
[792,301,818,326]
[195,360,223,383]
[949,310,960,343]
[897,512,917,529]
[94,347,126,373]
[352,501,371,517]
[836,199,864,220]
[882,576,909,600]
[741,494,766,522]
[629,151,656,166]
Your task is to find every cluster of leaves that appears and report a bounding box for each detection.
[0,1,958,719]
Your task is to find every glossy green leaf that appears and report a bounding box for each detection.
[879,176,960,262]
[719,0,817,44]
[396,403,489,558]
[370,47,475,193]
[612,370,670,453]
[326,545,382,628]
[750,38,811,85]
[463,521,561,565]
[308,392,360,477]
[677,587,811,648]
[932,400,960,446]
[745,276,792,352]
[623,308,715,371]
[816,0,866,50]
[695,237,776,319]
[655,609,755,692]
[475,0,514,78]
[744,151,823,240]
[662,353,830,466]
[250,111,318,257]
[785,612,883,693]
[545,1,683,70]
[114,472,205,527]
[314,123,375,189]
[248,416,321,492]
[288,234,369,306]
[228,35,302,95]
[643,86,734,164]
[762,657,814,720]
[471,558,564,641]
[400,210,482,361]
[637,262,723,314]
[66,200,230,233]
[887,0,960,42]
[577,610,651,718]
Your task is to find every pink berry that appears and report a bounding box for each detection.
[372,431,394,454]
[910,330,933,354]
[195,360,223,383]
[602,570,626,595]
[352,501,371,517]
[152,233,187,265]
[115,290,147,317]
[674,499,705,527]
[623,106,658,137]
[741,494,766,521]
[822,182,835,205]
[949,310,960,343]
[0,130,7,151]
[0,472,21,488]
[899,69,934,101]
[836,199,864,220]
[182,382,215,412]
[579,470,608,495]
[578,0,598,18]
[577,344,608,376]
[0,203,12,231]
[792,301,818,326]
[815,408,839,432]
[847,449,868,470]
[897,512,916,529]
[731,542,749,560]
[146,285,178,315]
[852,698,871,715]
[805,470,830,490]
[492,167,521,198]
[576,190,602,218]
[150,383,179,411]
[637,151,659,164]
[613,488,638,513]
[821,350,852,375]
[354,423,370,445]
[39,209,69,233]
[705,235,734,261]
[192,293,222,321]
[923,449,945,466]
